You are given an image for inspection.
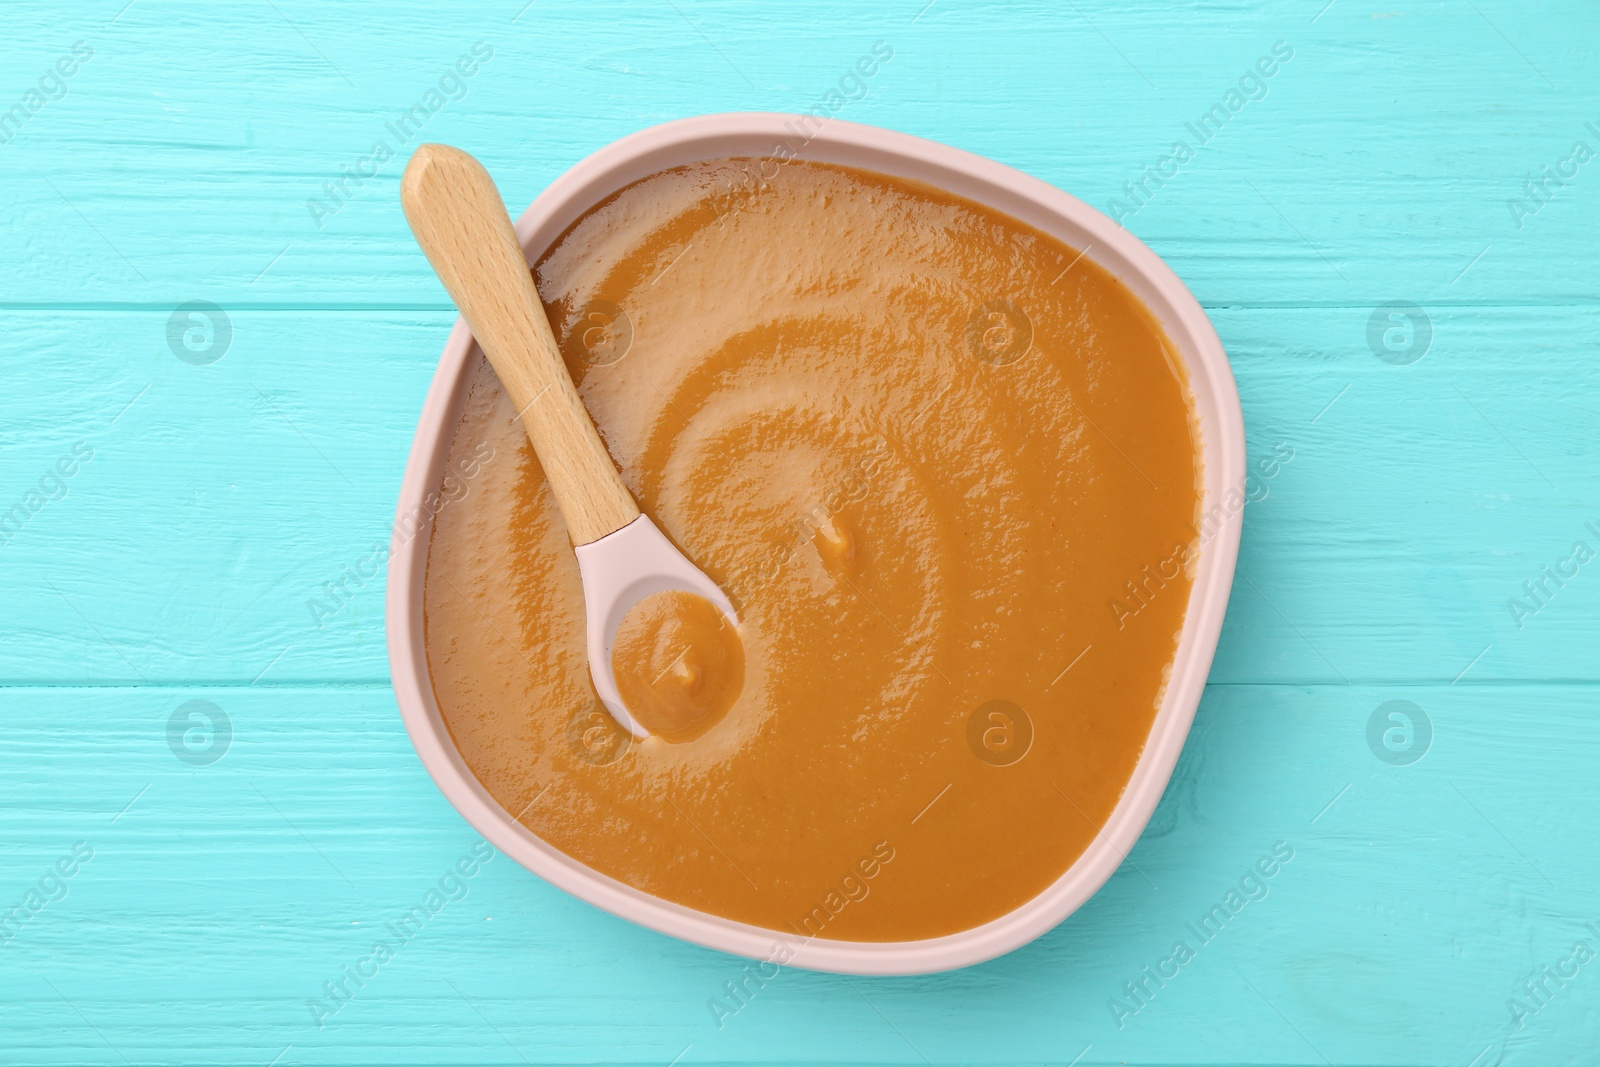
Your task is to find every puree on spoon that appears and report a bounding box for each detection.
[611,590,744,743]
[423,158,1200,941]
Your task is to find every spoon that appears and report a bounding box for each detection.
[400,142,738,740]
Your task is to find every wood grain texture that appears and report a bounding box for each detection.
[1,0,1598,1063]
[0,2,1596,307]
[3,306,1594,687]
[400,143,637,544]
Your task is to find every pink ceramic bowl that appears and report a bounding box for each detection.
[386,113,1244,976]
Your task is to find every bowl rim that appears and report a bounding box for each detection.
[386,111,1244,976]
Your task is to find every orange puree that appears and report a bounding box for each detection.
[423,159,1200,941]
[610,590,744,743]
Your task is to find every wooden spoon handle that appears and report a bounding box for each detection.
[400,143,639,545]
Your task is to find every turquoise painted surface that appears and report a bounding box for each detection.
[2,1,1597,1063]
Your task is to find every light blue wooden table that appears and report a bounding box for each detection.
[3,1,1597,1064]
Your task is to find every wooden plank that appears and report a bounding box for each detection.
[0,2,1595,306]
[0,682,1594,1064]
[2,305,1596,685]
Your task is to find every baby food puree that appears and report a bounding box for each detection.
[424,158,1200,941]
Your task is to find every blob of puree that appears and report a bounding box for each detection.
[423,159,1200,941]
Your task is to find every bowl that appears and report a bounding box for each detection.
[386,112,1244,975]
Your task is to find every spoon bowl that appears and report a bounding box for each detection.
[575,515,738,738]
